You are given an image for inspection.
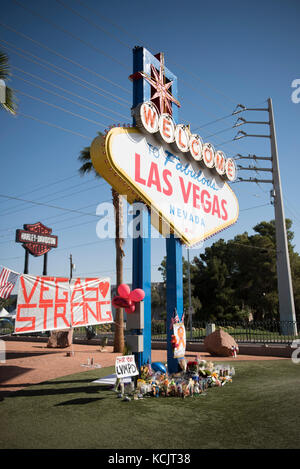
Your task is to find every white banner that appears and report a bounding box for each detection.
[15,275,112,334]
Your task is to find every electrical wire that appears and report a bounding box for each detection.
[0,173,78,209]
[0,201,114,246]
[239,203,271,212]
[203,125,236,140]
[192,112,238,132]
[10,0,238,116]
[72,0,239,110]
[11,65,129,120]
[0,183,108,219]
[11,0,130,70]
[13,73,128,123]
[0,202,98,235]
[0,178,108,217]
[0,22,131,95]
[0,194,108,218]
[55,0,132,51]
[15,89,108,128]
[17,111,92,140]
[0,40,130,108]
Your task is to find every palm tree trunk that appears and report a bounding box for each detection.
[112,188,125,353]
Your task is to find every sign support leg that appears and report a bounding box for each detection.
[24,249,29,274]
[43,252,48,276]
[132,205,151,368]
[166,235,183,374]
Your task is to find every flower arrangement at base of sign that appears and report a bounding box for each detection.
[116,356,235,401]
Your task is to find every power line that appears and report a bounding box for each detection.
[13,73,127,123]
[0,21,131,95]
[11,65,129,120]
[203,125,236,140]
[0,173,78,209]
[0,194,107,217]
[72,0,238,111]
[0,182,107,218]
[192,112,238,132]
[0,40,130,108]
[17,111,92,140]
[54,0,233,113]
[239,203,271,212]
[0,201,98,235]
[11,0,130,70]
[0,178,107,217]
[55,0,132,51]
[0,201,114,245]
[15,88,108,128]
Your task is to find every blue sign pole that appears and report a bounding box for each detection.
[131,46,152,368]
[164,71,184,374]
[131,47,183,372]
[166,235,183,374]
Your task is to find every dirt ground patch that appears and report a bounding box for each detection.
[0,339,288,395]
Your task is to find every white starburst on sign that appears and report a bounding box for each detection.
[140,54,181,114]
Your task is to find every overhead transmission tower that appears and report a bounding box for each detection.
[233,98,297,335]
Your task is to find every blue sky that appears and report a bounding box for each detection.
[1,0,300,288]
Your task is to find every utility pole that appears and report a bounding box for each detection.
[69,254,73,280]
[234,99,297,335]
[268,98,297,335]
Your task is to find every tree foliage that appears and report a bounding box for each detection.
[158,219,300,322]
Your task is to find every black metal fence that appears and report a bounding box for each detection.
[152,320,300,344]
[1,320,299,345]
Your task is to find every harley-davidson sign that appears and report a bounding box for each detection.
[16,222,58,257]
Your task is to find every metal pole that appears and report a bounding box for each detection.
[132,46,152,368]
[268,97,297,335]
[24,249,29,274]
[43,252,48,276]
[69,254,73,280]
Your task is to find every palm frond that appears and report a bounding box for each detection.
[77,132,104,178]
[0,51,10,80]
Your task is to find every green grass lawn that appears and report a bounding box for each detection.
[0,360,300,449]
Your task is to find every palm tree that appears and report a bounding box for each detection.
[0,51,17,115]
[78,133,125,353]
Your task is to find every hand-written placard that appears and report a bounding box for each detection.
[115,355,139,379]
[15,275,112,333]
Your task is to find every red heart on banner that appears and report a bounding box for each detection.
[99,281,110,298]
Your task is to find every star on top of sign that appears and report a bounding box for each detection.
[130,53,181,114]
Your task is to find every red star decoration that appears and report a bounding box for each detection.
[139,54,181,114]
